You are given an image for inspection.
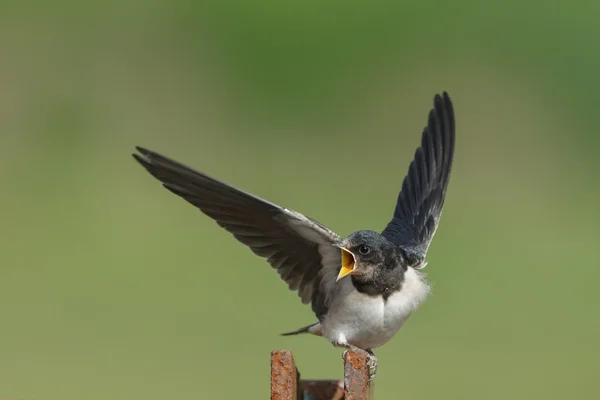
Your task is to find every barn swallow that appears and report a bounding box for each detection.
[133,92,455,380]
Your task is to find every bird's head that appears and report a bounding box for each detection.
[335,230,400,282]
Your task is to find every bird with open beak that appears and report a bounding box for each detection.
[133,92,455,380]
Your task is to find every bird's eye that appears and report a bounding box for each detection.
[358,245,371,255]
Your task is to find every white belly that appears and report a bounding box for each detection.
[320,268,430,349]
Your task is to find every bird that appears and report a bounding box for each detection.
[133,91,455,380]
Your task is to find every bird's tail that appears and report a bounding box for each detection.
[280,323,320,336]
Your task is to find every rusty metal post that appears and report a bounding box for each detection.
[271,349,374,399]
[271,350,300,400]
[343,350,374,400]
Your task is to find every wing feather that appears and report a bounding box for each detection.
[133,147,342,318]
[382,92,456,266]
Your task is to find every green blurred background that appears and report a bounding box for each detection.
[1,1,599,399]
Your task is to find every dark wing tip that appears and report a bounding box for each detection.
[132,146,206,183]
[132,147,166,180]
[433,91,453,113]
[132,151,152,171]
[442,91,452,103]
[132,146,151,166]
[134,146,176,163]
[133,146,164,167]
[439,92,455,132]
[135,146,151,156]
[433,91,454,121]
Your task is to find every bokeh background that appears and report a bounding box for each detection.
[1,1,599,399]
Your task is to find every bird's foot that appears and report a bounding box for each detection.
[366,351,378,382]
[340,343,362,359]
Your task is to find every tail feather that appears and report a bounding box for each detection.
[280,323,319,336]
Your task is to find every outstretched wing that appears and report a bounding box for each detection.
[133,147,343,310]
[381,92,455,267]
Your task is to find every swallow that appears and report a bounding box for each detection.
[133,91,455,380]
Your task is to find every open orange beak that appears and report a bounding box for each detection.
[337,247,356,281]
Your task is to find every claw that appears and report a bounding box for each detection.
[342,349,349,359]
[366,353,378,381]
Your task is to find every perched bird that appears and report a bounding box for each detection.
[133,92,455,380]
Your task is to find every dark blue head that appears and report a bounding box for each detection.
[336,230,404,281]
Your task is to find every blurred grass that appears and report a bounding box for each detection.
[1,1,599,399]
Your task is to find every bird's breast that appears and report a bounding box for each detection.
[322,267,430,349]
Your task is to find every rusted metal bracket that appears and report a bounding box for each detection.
[270,350,374,400]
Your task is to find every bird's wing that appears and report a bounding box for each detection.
[133,147,343,313]
[381,92,455,267]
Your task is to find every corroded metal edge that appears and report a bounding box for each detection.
[271,350,299,400]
